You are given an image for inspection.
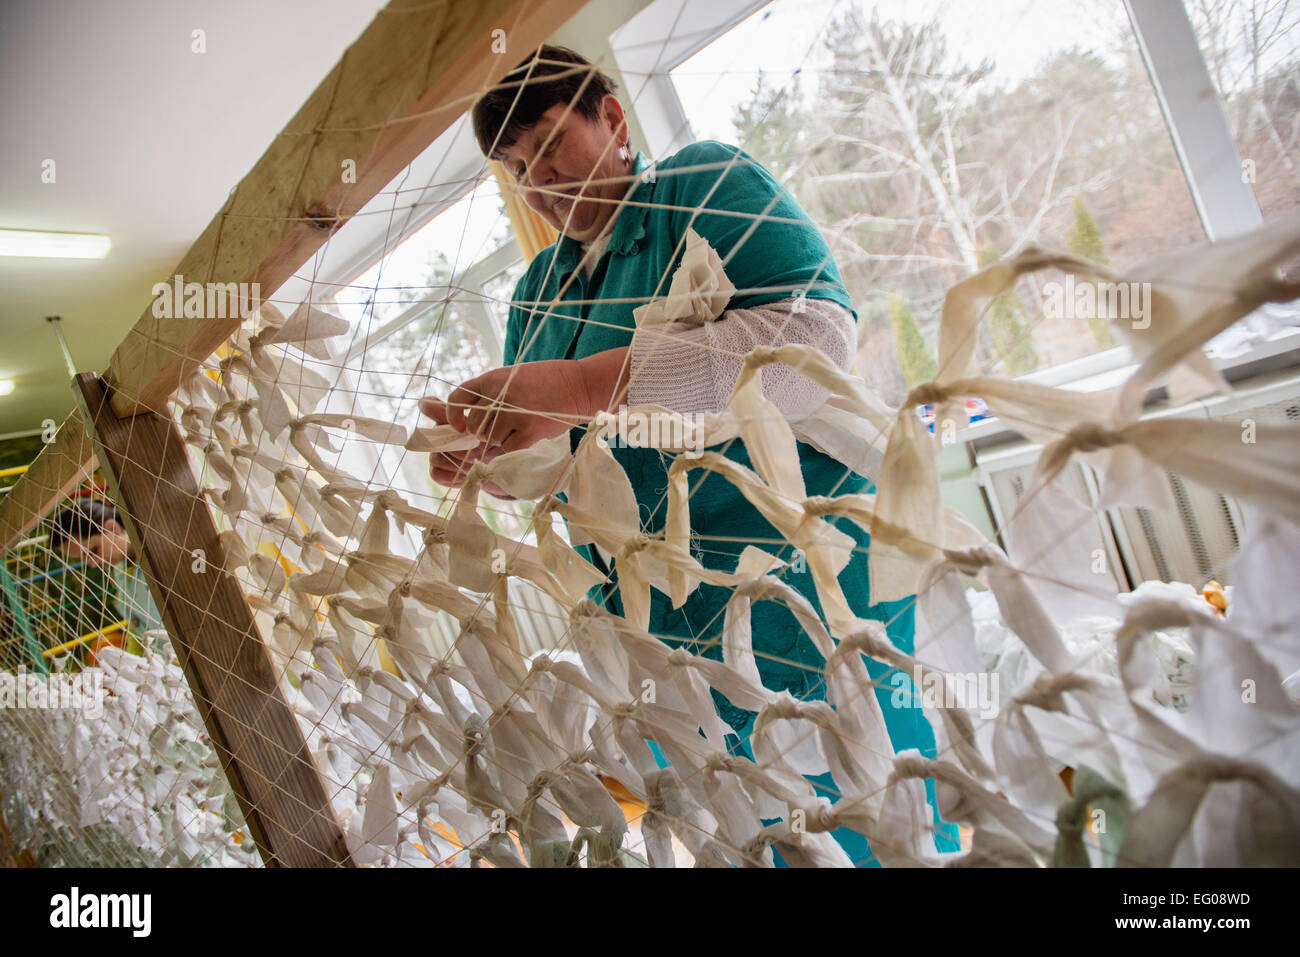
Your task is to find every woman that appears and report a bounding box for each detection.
[50,499,166,644]
[420,45,959,865]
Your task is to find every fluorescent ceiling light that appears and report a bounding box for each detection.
[0,229,111,259]
[0,381,13,396]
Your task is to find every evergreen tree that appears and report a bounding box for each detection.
[889,292,937,386]
[1067,196,1117,349]
[730,70,804,184]
[978,244,1040,376]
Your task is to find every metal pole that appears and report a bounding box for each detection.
[44,316,79,378]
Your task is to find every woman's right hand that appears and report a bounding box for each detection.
[421,400,515,498]
[429,440,507,492]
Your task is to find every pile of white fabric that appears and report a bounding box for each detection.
[0,645,257,867]
[971,579,1206,713]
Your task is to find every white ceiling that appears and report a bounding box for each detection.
[0,0,390,434]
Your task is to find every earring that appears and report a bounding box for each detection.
[618,143,630,162]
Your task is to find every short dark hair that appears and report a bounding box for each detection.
[50,499,119,552]
[471,44,617,159]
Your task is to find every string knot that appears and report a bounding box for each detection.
[1064,423,1121,453]
[905,381,952,409]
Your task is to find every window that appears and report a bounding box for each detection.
[322,179,523,521]
[670,0,1213,405]
[333,180,513,425]
[481,258,528,341]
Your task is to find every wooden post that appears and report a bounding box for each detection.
[72,373,352,867]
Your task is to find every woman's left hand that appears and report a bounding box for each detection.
[421,349,629,452]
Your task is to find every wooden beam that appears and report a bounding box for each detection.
[103,0,586,418]
[73,373,353,867]
[0,412,95,553]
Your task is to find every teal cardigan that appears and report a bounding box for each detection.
[503,141,959,864]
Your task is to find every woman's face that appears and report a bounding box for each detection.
[497,95,633,242]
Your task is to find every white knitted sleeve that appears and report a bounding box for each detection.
[626,297,857,418]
